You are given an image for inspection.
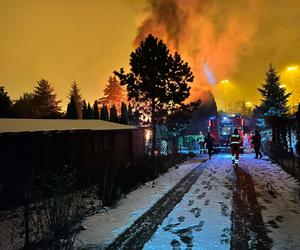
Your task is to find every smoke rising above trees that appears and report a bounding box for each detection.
[134,0,259,102]
[2,1,300,107]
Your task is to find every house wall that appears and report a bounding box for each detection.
[132,128,145,161]
[0,129,145,207]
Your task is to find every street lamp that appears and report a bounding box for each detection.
[245,101,252,107]
[221,80,229,84]
[287,66,298,113]
[220,80,229,112]
[287,66,298,71]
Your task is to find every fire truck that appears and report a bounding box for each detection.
[208,114,253,151]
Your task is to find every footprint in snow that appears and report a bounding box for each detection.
[170,239,181,250]
[224,181,232,190]
[195,220,205,232]
[260,204,268,211]
[204,199,210,205]
[175,227,194,248]
[163,223,180,232]
[194,188,200,194]
[197,192,206,200]
[275,215,283,223]
[220,227,230,245]
[188,200,194,206]
[202,180,211,186]
[224,192,231,199]
[267,219,280,229]
[189,207,201,218]
[178,216,185,223]
[210,176,216,181]
[290,209,300,214]
[219,202,230,217]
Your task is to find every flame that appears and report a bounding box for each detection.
[134,0,259,103]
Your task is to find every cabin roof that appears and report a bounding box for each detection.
[0,119,138,134]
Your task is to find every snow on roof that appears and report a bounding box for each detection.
[0,119,137,134]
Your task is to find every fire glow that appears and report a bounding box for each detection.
[134,0,258,101]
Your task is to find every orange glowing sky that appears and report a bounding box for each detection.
[1,0,300,109]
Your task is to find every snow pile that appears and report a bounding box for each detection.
[240,155,300,249]
[75,159,203,248]
[144,155,234,250]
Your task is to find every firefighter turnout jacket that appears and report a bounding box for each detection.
[227,133,242,147]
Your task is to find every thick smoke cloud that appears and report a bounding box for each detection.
[134,0,260,103]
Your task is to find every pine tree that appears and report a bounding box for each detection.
[82,100,88,119]
[258,64,291,116]
[86,103,94,119]
[100,105,109,121]
[0,86,12,117]
[33,79,62,118]
[13,93,36,118]
[66,95,77,119]
[115,34,193,153]
[109,105,119,123]
[120,102,128,124]
[67,81,83,119]
[93,100,99,119]
[99,76,127,112]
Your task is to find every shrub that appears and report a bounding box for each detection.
[25,165,84,249]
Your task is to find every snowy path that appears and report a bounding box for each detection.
[143,154,300,250]
[77,153,300,250]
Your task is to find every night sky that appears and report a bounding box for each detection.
[0,0,300,109]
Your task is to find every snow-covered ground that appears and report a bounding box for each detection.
[75,159,204,248]
[144,154,300,250]
[75,153,300,249]
[144,155,234,250]
[241,155,300,250]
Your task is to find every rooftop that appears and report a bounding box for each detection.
[0,119,137,134]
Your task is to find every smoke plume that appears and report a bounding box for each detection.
[134,0,260,103]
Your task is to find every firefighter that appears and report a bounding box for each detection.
[204,132,215,159]
[227,128,243,166]
[198,131,205,154]
[252,130,263,159]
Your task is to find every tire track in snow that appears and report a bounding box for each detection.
[231,165,272,250]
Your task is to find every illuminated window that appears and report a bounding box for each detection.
[221,127,231,135]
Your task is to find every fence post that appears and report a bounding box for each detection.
[288,125,295,172]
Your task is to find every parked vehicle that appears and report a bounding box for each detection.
[208,113,254,152]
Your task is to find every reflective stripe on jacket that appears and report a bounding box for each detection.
[230,134,241,145]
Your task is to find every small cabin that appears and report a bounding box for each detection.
[0,119,145,204]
